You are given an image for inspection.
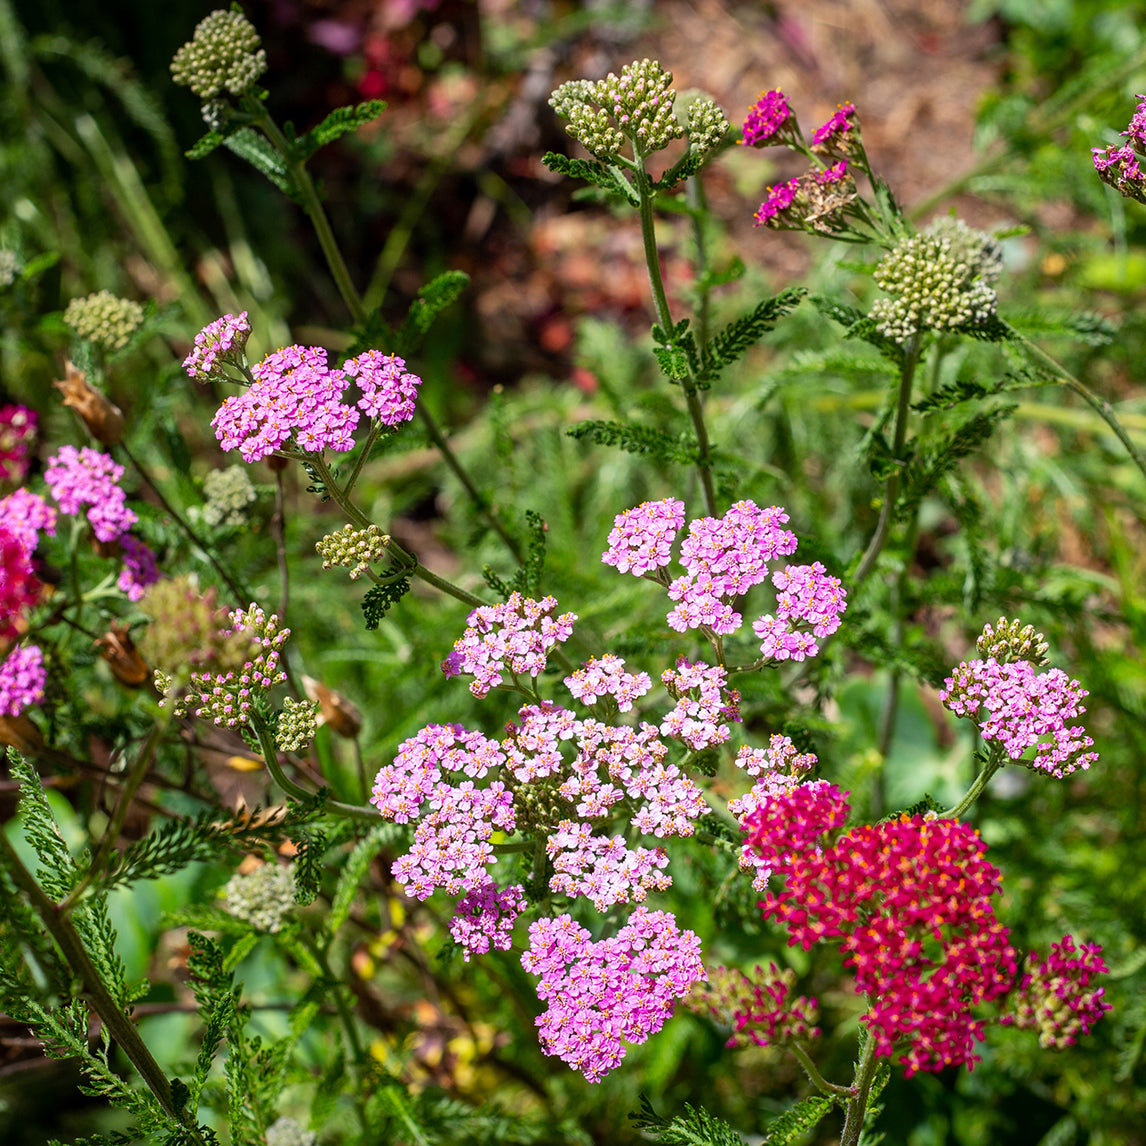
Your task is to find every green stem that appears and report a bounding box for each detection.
[788,1041,851,1097]
[944,743,1005,819]
[840,1029,880,1146]
[852,334,922,585]
[1019,335,1146,487]
[635,155,718,515]
[0,832,202,1139]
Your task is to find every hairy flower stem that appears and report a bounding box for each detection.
[1019,335,1146,487]
[944,743,1005,819]
[0,832,205,1141]
[635,156,718,516]
[251,101,522,562]
[852,334,922,585]
[789,1041,851,1097]
[840,1031,880,1146]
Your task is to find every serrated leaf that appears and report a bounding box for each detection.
[221,128,297,197]
[391,269,470,356]
[542,151,639,205]
[699,288,806,382]
[566,419,697,463]
[328,824,399,935]
[295,99,387,160]
[761,1095,836,1144]
[630,1095,746,1146]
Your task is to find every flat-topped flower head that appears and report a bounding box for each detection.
[550,59,685,158]
[742,89,792,148]
[687,963,819,1049]
[223,862,295,933]
[684,95,729,157]
[660,658,741,750]
[342,350,423,425]
[442,592,577,698]
[275,696,319,753]
[63,291,144,353]
[201,465,257,528]
[44,445,136,543]
[0,489,57,559]
[870,218,1003,344]
[565,653,652,712]
[602,497,685,576]
[811,101,858,152]
[0,644,46,716]
[754,177,801,227]
[975,616,1050,665]
[211,344,360,461]
[316,523,389,580]
[171,8,267,100]
[1094,96,1146,203]
[0,405,36,484]
[183,312,251,382]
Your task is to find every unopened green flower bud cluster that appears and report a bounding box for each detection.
[550,59,685,158]
[869,219,1002,345]
[316,523,388,580]
[684,96,729,157]
[275,696,319,752]
[223,863,295,933]
[202,465,257,528]
[976,617,1050,666]
[170,8,267,101]
[63,291,144,352]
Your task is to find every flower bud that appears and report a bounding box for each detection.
[171,9,267,101]
[63,292,143,353]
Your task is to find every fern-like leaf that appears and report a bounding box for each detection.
[567,419,697,463]
[760,1095,837,1144]
[630,1095,746,1146]
[392,270,471,356]
[699,288,806,382]
[293,100,387,160]
[221,128,297,198]
[542,152,639,205]
[10,751,79,899]
[362,576,411,630]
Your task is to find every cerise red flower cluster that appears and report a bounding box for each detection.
[745,783,1017,1075]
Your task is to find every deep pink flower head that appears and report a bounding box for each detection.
[521,907,705,1082]
[812,101,858,148]
[741,89,790,147]
[745,785,1018,1076]
[211,345,360,461]
[754,177,800,226]
[939,656,1097,778]
[44,445,136,542]
[1002,935,1111,1049]
[688,963,819,1049]
[0,525,41,640]
[343,350,423,425]
[1121,94,1146,148]
[0,489,57,558]
[0,643,46,716]
[182,312,251,382]
[0,405,37,484]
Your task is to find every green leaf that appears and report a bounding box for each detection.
[10,750,79,899]
[699,288,806,382]
[760,1095,837,1144]
[362,576,411,630]
[291,829,327,906]
[911,369,1038,414]
[221,128,297,198]
[566,419,697,463]
[391,269,471,357]
[630,1095,746,1146]
[328,824,401,935]
[542,151,639,205]
[186,129,226,160]
[294,99,387,160]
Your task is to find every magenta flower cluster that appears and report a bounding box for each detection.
[0,489,58,559]
[939,656,1098,778]
[0,643,46,717]
[1093,95,1146,202]
[602,497,846,660]
[547,820,670,910]
[746,783,1020,1076]
[1002,935,1112,1050]
[442,592,577,698]
[343,350,423,425]
[181,311,251,381]
[689,962,820,1050]
[45,446,137,543]
[521,908,705,1082]
[0,405,37,484]
[741,89,790,147]
[812,101,858,148]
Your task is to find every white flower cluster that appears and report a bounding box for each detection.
[223,863,296,933]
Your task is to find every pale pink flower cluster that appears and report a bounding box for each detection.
[182,311,251,381]
[391,780,515,900]
[343,350,423,425]
[44,446,136,542]
[660,658,741,749]
[502,702,577,782]
[728,736,819,889]
[521,908,705,1082]
[602,499,847,658]
[449,882,526,961]
[939,656,1098,778]
[0,644,46,716]
[564,653,651,711]
[442,592,577,698]
[212,345,361,461]
[162,604,288,728]
[547,820,671,910]
[601,497,685,575]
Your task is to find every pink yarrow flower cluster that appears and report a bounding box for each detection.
[547,819,670,910]
[44,446,136,543]
[754,177,800,225]
[343,350,423,425]
[182,312,251,381]
[602,498,846,658]
[812,101,858,149]
[565,653,651,712]
[117,534,160,602]
[746,784,1018,1076]
[0,524,43,642]
[688,962,819,1049]
[0,489,57,558]
[521,908,705,1082]
[1002,935,1112,1050]
[0,405,37,484]
[0,643,46,716]
[449,882,526,960]
[442,592,577,698]
[660,658,741,749]
[1093,95,1146,203]
[741,89,791,147]
[939,656,1097,778]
